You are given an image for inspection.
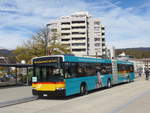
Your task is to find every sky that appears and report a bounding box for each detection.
[0,0,150,49]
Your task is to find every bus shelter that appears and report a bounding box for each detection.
[0,64,33,86]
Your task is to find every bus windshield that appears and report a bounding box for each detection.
[34,65,64,82]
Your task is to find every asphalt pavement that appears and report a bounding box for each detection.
[0,75,150,113]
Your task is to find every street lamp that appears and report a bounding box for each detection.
[21,60,26,64]
[21,60,29,85]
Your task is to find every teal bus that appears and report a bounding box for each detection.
[32,55,135,97]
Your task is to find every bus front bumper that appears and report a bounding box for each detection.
[32,89,66,97]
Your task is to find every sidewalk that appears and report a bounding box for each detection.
[0,86,33,103]
[116,89,150,113]
[112,75,150,113]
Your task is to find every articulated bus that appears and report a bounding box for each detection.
[32,55,135,97]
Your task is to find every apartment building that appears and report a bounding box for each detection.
[47,11,106,56]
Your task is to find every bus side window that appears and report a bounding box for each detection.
[105,63,112,74]
[101,67,106,75]
[95,63,102,75]
[129,65,134,72]
[77,63,86,77]
[86,63,96,76]
[100,63,107,75]
[117,64,124,73]
[64,63,71,78]
[64,63,78,78]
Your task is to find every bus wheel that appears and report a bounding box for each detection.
[80,84,88,95]
[107,79,112,88]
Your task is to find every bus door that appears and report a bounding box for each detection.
[112,60,118,84]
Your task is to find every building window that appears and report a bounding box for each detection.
[61,33,70,36]
[61,39,70,41]
[102,32,105,36]
[61,28,70,30]
[101,27,105,30]
[102,43,105,46]
[72,26,85,29]
[72,43,85,46]
[102,49,105,52]
[94,38,100,41]
[95,43,100,47]
[72,21,85,24]
[72,49,86,52]
[72,32,85,35]
[102,38,105,41]
[61,22,70,25]
[72,37,85,40]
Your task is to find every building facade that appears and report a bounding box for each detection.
[105,45,115,59]
[47,11,106,56]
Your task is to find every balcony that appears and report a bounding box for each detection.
[72,51,87,56]
[71,29,86,32]
[61,35,71,39]
[61,30,71,33]
[101,30,105,33]
[71,46,86,49]
[61,24,70,28]
[61,41,70,45]
[71,34,86,37]
[71,23,86,27]
[102,46,106,49]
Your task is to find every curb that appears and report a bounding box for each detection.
[0,96,38,108]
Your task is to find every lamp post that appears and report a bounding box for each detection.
[21,60,28,85]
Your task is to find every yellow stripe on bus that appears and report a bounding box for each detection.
[32,82,65,91]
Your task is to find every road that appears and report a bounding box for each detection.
[0,76,150,113]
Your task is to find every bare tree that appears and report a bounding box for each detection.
[13,27,71,63]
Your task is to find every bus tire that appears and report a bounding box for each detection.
[107,79,112,88]
[80,84,88,96]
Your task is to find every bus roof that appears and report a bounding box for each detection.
[33,55,133,65]
[33,55,112,63]
[116,60,134,65]
[64,55,111,63]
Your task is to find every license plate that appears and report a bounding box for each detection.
[43,94,48,97]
